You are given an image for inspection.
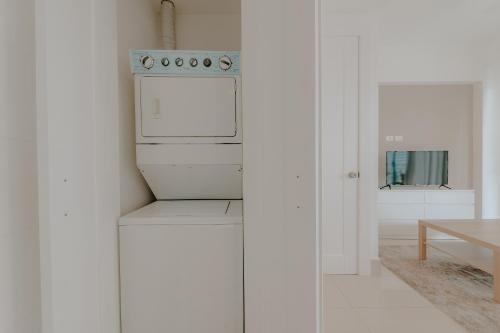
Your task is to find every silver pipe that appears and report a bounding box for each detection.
[160,0,176,49]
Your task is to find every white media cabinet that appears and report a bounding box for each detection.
[378,189,475,239]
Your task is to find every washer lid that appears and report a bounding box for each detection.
[119,200,242,226]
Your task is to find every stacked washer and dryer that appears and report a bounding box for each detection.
[119,51,243,333]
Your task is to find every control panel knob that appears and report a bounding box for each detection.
[161,57,170,67]
[141,55,155,69]
[219,55,232,71]
[189,58,198,67]
[175,57,184,67]
[203,58,212,67]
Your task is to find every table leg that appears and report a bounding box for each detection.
[419,223,427,260]
[494,251,500,303]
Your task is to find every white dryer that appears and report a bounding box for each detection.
[132,50,242,200]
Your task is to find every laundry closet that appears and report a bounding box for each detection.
[116,1,242,332]
[33,0,317,331]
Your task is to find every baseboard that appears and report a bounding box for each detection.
[323,254,356,274]
[370,257,381,276]
[323,254,344,274]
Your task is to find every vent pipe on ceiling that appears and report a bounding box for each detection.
[161,0,176,49]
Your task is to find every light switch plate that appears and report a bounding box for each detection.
[395,135,403,142]
[385,136,394,142]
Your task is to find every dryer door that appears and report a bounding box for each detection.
[140,77,237,137]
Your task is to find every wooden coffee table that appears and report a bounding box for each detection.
[418,219,500,303]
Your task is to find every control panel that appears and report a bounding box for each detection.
[130,50,240,75]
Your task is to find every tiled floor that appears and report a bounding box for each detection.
[323,267,466,333]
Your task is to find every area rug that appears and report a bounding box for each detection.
[380,245,500,333]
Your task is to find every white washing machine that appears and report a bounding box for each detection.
[119,200,243,333]
[120,50,243,333]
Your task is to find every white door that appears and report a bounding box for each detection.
[140,76,237,137]
[321,36,359,274]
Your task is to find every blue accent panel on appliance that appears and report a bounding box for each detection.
[130,50,240,75]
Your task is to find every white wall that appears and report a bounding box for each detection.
[482,42,500,218]
[36,0,121,332]
[117,0,158,215]
[0,1,41,331]
[378,42,484,83]
[473,83,483,217]
[242,0,319,331]
[176,14,241,50]
[379,84,474,189]
[374,0,495,84]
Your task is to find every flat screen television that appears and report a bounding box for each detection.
[386,151,448,186]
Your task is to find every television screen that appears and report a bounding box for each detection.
[386,151,448,186]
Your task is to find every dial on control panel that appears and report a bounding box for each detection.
[175,57,184,67]
[189,58,198,67]
[140,55,155,69]
[203,58,212,67]
[219,55,232,71]
[161,57,170,67]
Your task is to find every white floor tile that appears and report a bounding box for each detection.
[357,308,466,333]
[323,276,351,309]
[324,308,371,333]
[323,267,467,333]
[327,269,432,308]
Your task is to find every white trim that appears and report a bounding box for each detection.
[370,258,382,276]
[92,0,121,331]
[36,1,121,332]
[315,0,323,331]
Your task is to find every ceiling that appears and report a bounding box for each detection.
[326,0,500,46]
[149,0,240,15]
[147,0,499,46]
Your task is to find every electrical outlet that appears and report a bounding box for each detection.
[386,136,394,142]
[395,135,403,142]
